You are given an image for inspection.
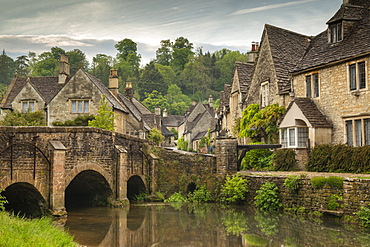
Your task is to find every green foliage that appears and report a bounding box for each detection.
[273,148,297,171]
[177,136,189,151]
[219,174,248,204]
[166,84,191,115]
[0,110,46,126]
[283,175,301,192]
[239,104,286,143]
[139,61,168,99]
[52,115,95,126]
[221,210,249,236]
[188,185,213,203]
[0,50,15,85]
[170,128,178,140]
[327,194,343,210]
[133,193,149,201]
[254,210,281,236]
[147,128,164,145]
[243,234,269,246]
[164,192,187,202]
[0,212,77,246]
[89,54,113,87]
[0,190,7,211]
[356,205,370,227]
[241,143,273,170]
[254,182,282,211]
[88,95,115,131]
[311,176,343,189]
[142,90,169,112]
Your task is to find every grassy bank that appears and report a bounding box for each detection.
[0,212,78,247]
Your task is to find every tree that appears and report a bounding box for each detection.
[66,49,89,74]
[138,61,167,99]
[239,104,286,143]
[0,50,15,85]
[166,84,191,115]
[156,39,172,66]
[115,38,141,72]
[31,52,58,76]
[147,128,164,145]
[88,95,115,131]
[89,54,114,87]
[171,37,194,72]
[15,55,29,76]
[142,90,169,112]
[155,64,176,86]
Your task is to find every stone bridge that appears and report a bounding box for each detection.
[0,127,238,217]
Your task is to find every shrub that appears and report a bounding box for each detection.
[273,148,297,171]
[133,193,149,201]
[311,176,327,189]
[147,128,164,145]
[241,143,273,170]
[52,115,95,126]
[254,182,282,211]
[327,194,343,210]
[283,175,301,192]
[311,176,343,189]
[219,174,248,204]
[164,192,187,202]
[177,136,189,151]
[188,185,213,203]
[0,190,7,211]
[356,205,370,227]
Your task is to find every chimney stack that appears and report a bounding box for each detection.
[125,82,133,100]
[247,41,259,63]
[58,54,70,84]
[208,95,214,108]
[155,107,161,116]
[109,69,119,97]
[163,108,168,117]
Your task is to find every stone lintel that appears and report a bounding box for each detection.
[48,140,67,151]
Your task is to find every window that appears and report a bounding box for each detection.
[349,61,366,91]
[346,118,370,146]
[21,101,35,113]
[280,127,309,148]
[329,22,342,43]
[71,100,89,113]
[261,82,269,107]
[305,73,319,98]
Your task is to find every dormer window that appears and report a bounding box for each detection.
[329,22,342,43]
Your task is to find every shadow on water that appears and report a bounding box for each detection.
[66,203,370,247]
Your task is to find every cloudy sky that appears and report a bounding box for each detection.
[1,0,342,65]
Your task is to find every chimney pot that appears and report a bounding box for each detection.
[58,54,70,84]
[109,69,119,96]
[125,82,133,100]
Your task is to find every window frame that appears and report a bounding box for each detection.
[329,22,343,43]
[71,99,90,113]
[280,127,309,148]
[348,61,367,92]
[345,118,370,146]
[305,73,319,98]
[21,100,36,113]
[261,81,269,107]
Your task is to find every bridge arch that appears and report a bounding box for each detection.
[65,163,113,189]
[1,182,46,217]
[127,175,147,200]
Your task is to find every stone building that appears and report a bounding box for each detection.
[0,55,158,139]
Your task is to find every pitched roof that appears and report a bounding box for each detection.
[285,98,333,128]
[162,115,184,127]
[294,4,370,72]
[263,24,312,93]
[232,62,254,95]
[1,76,65,109]
[219,84,231,112]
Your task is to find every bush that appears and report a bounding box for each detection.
[177,136,189,151]
[188,185,213,203]
[241,143,273,170]
[164,192,187,202]
[273,148,297,171]
[53,115,95,126]
[219,174,248,204]
[327,194,343,210]
[147,128,164,145]
[254,182,282,211]
[311,176,343,189]
[283,175,301,192]
[356,205,370,227]
[0,110,46,126]
[0,190,7,211]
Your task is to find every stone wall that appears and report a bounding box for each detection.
[242,174,370,214]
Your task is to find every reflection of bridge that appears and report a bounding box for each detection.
[0,127,156,216]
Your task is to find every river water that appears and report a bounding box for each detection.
[65,203,370,247]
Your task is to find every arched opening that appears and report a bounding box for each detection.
[1,182,46,218]
[127,175,146,201]
[187,182,197,193]
[65,170,112,210]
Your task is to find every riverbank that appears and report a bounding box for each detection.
[0,212,78,247]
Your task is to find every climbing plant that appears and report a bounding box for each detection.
[88,94,115,131]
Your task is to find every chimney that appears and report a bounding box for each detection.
[208,95,214,108]
[124,82,133,100]
[163,108,168,117]
[109,69,119,97]
[343,0,349,4]
[58,54,70,84]
[155,107,161,116]
[247,41,259,63]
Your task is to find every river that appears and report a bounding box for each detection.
[65,203,370,247]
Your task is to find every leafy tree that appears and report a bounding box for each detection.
[115,38,141,74]
[142,90,169,112]
[50,46,66,60]
[239,104,286,143]
[171,37,194,71]
[138,61,168,99]
[88,95,115,131]
[15,55,29,76]
[155,64,176,86]
[147,128,164,145]
[166,84,191,115]
[66,49,89,74]
[89,54,114,87]
[0,110,46,126]
[156,39,172,66]
[31,52,58,76]
[0,50,15,85]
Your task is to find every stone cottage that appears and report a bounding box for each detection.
[0,55,159,138]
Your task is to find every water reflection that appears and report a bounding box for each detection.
[66,203,370,247]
